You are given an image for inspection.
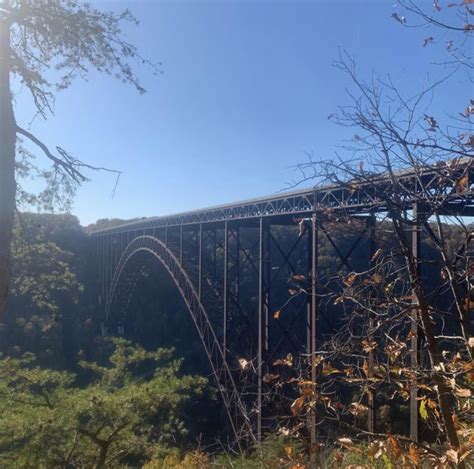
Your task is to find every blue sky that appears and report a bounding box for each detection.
[15,0,469,225]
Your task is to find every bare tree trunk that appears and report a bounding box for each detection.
[0,21,16,318]
[391,215,463,466]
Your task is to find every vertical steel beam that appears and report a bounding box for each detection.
[264,225,270,352]
[198,224,203,301]
[212,229,217,280]
[367,214,376,435]
[112,236,116,273]
[223,221,229,362]
[309,213,318,465]
[105,235,109,303]
[179,225,183,266]
[410,202,421,443]
[99,236,104,308]
[235,226,240,301]
[257,217,265,443]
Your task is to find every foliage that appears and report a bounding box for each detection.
[0,338,206,468]
[144,436,307,469]
[273,1,474,465]
[11,223,83,314]
[0,0,156,319]
[1,214,90,368]
[3,0,157,211]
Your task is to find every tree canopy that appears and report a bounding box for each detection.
[0,0,156,316]
[0,338,206,468]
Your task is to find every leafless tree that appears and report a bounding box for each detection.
[270,50,474,467]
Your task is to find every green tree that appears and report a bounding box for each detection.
[0,338,206,468]
[0,0,156,317]
[0,213,91,368]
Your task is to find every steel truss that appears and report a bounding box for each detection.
[92,158,474,454]
[93,158,474,237]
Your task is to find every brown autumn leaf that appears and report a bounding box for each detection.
[262,373,280,383]
[362,339,377,353]
[463,102,474,117]
[292,274,306,282]
[455,387,472,398]
[445,449,459,464]
[366,441,380,460]
[344,272,357,287]
[337,438,363,454]
[391,12,406,24]
[460,446,473,463]
[290,396,305,416]
[273,310,281,320]
[425,397,438,410]
[322,362,340,376]
[457,173,469,192]
[349,402,369,416]
[298,380,316,387]
[312,355,323,367]
[333,296,344,305]
[285,446,293,458]
[388,434,402,461]
[409,444,420,466]
[238,358,250,370]
[423,36,434,47]
[333,451,344,464]
[370,248,383,262]
[362,359,369,377]
[385,339,407,362]
[273,353,293,367]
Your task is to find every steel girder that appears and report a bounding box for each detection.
[91,158,474,237]
[92,158,474,453]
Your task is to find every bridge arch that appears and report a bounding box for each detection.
[104,235,254,445]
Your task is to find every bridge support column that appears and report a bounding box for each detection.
[308,212,318,466]
[257,217,270,443]
[410,202,422,443]
[179,225,183,265]
[198,224,203,301]
[224,221,229,362]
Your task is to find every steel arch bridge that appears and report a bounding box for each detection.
[91,158,474,448]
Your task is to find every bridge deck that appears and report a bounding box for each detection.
[92,158,474,236]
